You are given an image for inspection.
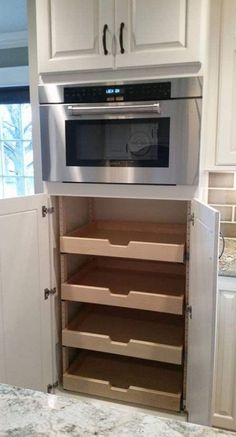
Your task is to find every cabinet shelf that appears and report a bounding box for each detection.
[63,351,183,412]
[62,305,184,364]
[62,258,185,315]
[60,221,186,262]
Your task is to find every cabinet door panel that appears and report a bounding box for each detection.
[36,0,114,74]
[212,277,236,431]
[115,0,202,69]
[186,200,219,425]
[133,0,186,47]
[0,195,54,392]
[51,0,99,55]
[216,0,236,165]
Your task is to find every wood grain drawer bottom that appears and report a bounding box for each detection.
[62,305,184,364]
[60,220,186,263]
[63,351,183,412]
[62,257,185,315]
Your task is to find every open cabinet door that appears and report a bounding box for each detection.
[0,194,55,392]
[186,199,220,425]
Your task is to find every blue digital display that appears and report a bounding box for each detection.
[106,88,121,95]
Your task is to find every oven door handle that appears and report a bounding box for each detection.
[67,102,161,115]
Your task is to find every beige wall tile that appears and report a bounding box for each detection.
[210,205,233,222]
[208,189,236,205]
[221,222,236,238]
[208,172,235,188]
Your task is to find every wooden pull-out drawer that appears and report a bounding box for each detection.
[63,351,183,412]
[60,221,186,263]
[62,258,185,315]
[62,305,184,365]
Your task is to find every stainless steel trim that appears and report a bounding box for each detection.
[67,102,161,115]
[38,78,203,104]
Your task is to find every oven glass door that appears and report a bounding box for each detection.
[65,117,170,168]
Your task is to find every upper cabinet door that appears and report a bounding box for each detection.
[36,0,114,74]
[0,194,54,392]
[115,0,202,69]
[186,200,220,426]
[216,0,236,165]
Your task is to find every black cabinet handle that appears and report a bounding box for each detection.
[102,24,108,55]
[119,22,125,54]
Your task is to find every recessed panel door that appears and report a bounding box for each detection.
[186,200,219,425]
[0,194,54,391]
[115,0,202,69]
[216,0,236,165]
[212,276,236,431]
[36,0,114,73]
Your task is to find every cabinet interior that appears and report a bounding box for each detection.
[58,196,189,412]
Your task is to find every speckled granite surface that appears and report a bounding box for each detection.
[219,238,236,277]
[0,384,235,436]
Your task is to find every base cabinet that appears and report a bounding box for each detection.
[212,276,236,431]
[0,194,219,426]
[60,197,187,412]
[59,196,219,424]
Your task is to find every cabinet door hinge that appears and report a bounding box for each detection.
[188,213,195,226]
[186,304,193,319]
[181,399,187,412]
[44,287,56,300]
[47,381,59,393]
[42,205,54,217]
[185,252,190,262]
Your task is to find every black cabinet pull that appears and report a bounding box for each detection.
[119,22,125,54]
[102,24,108,55]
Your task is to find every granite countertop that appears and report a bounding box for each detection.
[0,384,236,437]
[219,238,236,277]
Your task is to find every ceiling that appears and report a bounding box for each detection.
[0,0,27,34]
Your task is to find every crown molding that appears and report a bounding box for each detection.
[0,31,28,49]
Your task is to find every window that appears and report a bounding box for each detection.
[0,86,34,198]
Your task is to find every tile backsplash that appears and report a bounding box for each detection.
[208,172,236,238]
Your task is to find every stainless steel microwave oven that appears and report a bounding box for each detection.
[39,78,202,185]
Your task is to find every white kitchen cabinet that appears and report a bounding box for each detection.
[216,0,236,166]
[35,0,203,75]
[212,276,236,431]
[186,200,219,425]
[36,0,115,74]
[0,193,219,425]
[115,0,203,69]
[0,195,55,392]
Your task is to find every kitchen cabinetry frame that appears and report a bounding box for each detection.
[60,196,187,412]
[0,194,219,426]
[57,196,219,423]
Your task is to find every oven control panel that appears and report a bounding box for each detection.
[64,82,171,103]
